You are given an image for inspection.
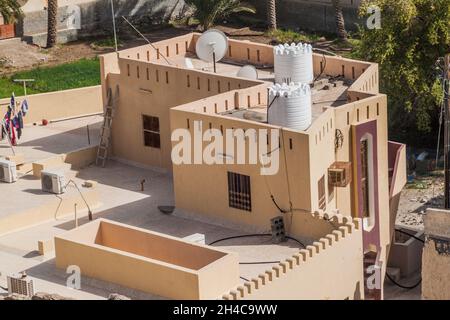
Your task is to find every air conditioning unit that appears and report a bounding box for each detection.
[0,158,17,183]
[328,161,352,187]
[7,273,34,297]
[41,169,66,194]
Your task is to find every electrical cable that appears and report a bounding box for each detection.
[208,234,272,246]
[240,261,280,265]
[270,195,288,214]
[286,236,305,248]
[394,228,425,243]
[313,50,327,82]
[121,16,172,66]
[240,276,250,281]
[386,273,422,290]
[65,179,94,221]
[384,228,424,290]
[209,233,305,248]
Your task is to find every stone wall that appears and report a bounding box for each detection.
[19,0,188,45]
[249,0,364,33]
[422,208,450,300]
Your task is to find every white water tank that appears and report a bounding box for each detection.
[268,83,312,131]
[274,43,313,84]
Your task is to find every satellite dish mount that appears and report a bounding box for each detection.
[196,29,228,74]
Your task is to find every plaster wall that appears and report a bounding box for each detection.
[223,217,364,300]
[0,188,100,236]
[55,219,240,299]
[0,86,103,125]
[422,208,450,300]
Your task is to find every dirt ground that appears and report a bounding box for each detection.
[396,175,444,231]
[0,27,192,75]
[0,25,338,75]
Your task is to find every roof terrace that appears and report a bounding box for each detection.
[113,33,376,130]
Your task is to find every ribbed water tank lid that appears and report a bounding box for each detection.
[274,42,313,55]
[269,83,311,98]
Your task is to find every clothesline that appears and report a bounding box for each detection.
[1,92,30,147]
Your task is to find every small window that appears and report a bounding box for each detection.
[318,175,326,210]
[142,115,160,149]
[361,139,370,218]
[228,172,252,212]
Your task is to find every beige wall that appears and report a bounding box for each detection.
[422,208,450,300]
[223,217,364,300]
[101,41,262,171]
[0,86,103,125]
[99,35,406,299]
[55,219,240,299]
[0,188,100,236]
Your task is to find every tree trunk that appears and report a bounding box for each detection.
[267,0,277,30]
[46,0,58,48]
[332,0,347,41]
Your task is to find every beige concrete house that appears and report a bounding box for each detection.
[97,32,407,299]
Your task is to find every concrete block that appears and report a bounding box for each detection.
[32,155,66,178]
[251,278,260,289]
[5,153,25,165]
[183,233,205,245]
[306,245,317,256]
[272,266,281,277]
[38,239,54,256]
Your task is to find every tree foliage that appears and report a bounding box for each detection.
[0,0,22,23]
[186,0,255,30]
[357,0,450,144]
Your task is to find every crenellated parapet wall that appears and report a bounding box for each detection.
[221,215,364,300]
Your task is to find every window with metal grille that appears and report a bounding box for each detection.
[361,139,370,218]
[142,115,160,149]
[227,172,252,212]
[318,175,326,210]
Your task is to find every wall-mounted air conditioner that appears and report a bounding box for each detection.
[0,158,17,183]
[7,273,34,297]
[328,161,352,187]
[41,169,66,194]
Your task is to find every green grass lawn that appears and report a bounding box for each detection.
[0,58,101,99]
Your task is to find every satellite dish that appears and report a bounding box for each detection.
[195,29,228,72]
[237,65,258,80]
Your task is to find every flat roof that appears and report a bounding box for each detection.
[170,52,275,81]
[0,154,312,299]
[0,115,102,164]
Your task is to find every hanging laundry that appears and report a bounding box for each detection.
[18,112,24,129]
[21,99,29,116]
[13,115,22,140]
[9,118,16,146]
[10,93,15,110]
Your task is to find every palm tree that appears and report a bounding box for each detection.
[46,0,58,48]
[332,0,348,41]
[0,0,22,24]
[267,0,276,30]
[186,0,255,31]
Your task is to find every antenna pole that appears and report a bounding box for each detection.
[121,16,171,66]
[444,54,450,208]
[110,0,118,53]
[213,52,216,73]
[13,79,35,98]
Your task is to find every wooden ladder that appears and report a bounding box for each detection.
[96,86,119,167]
